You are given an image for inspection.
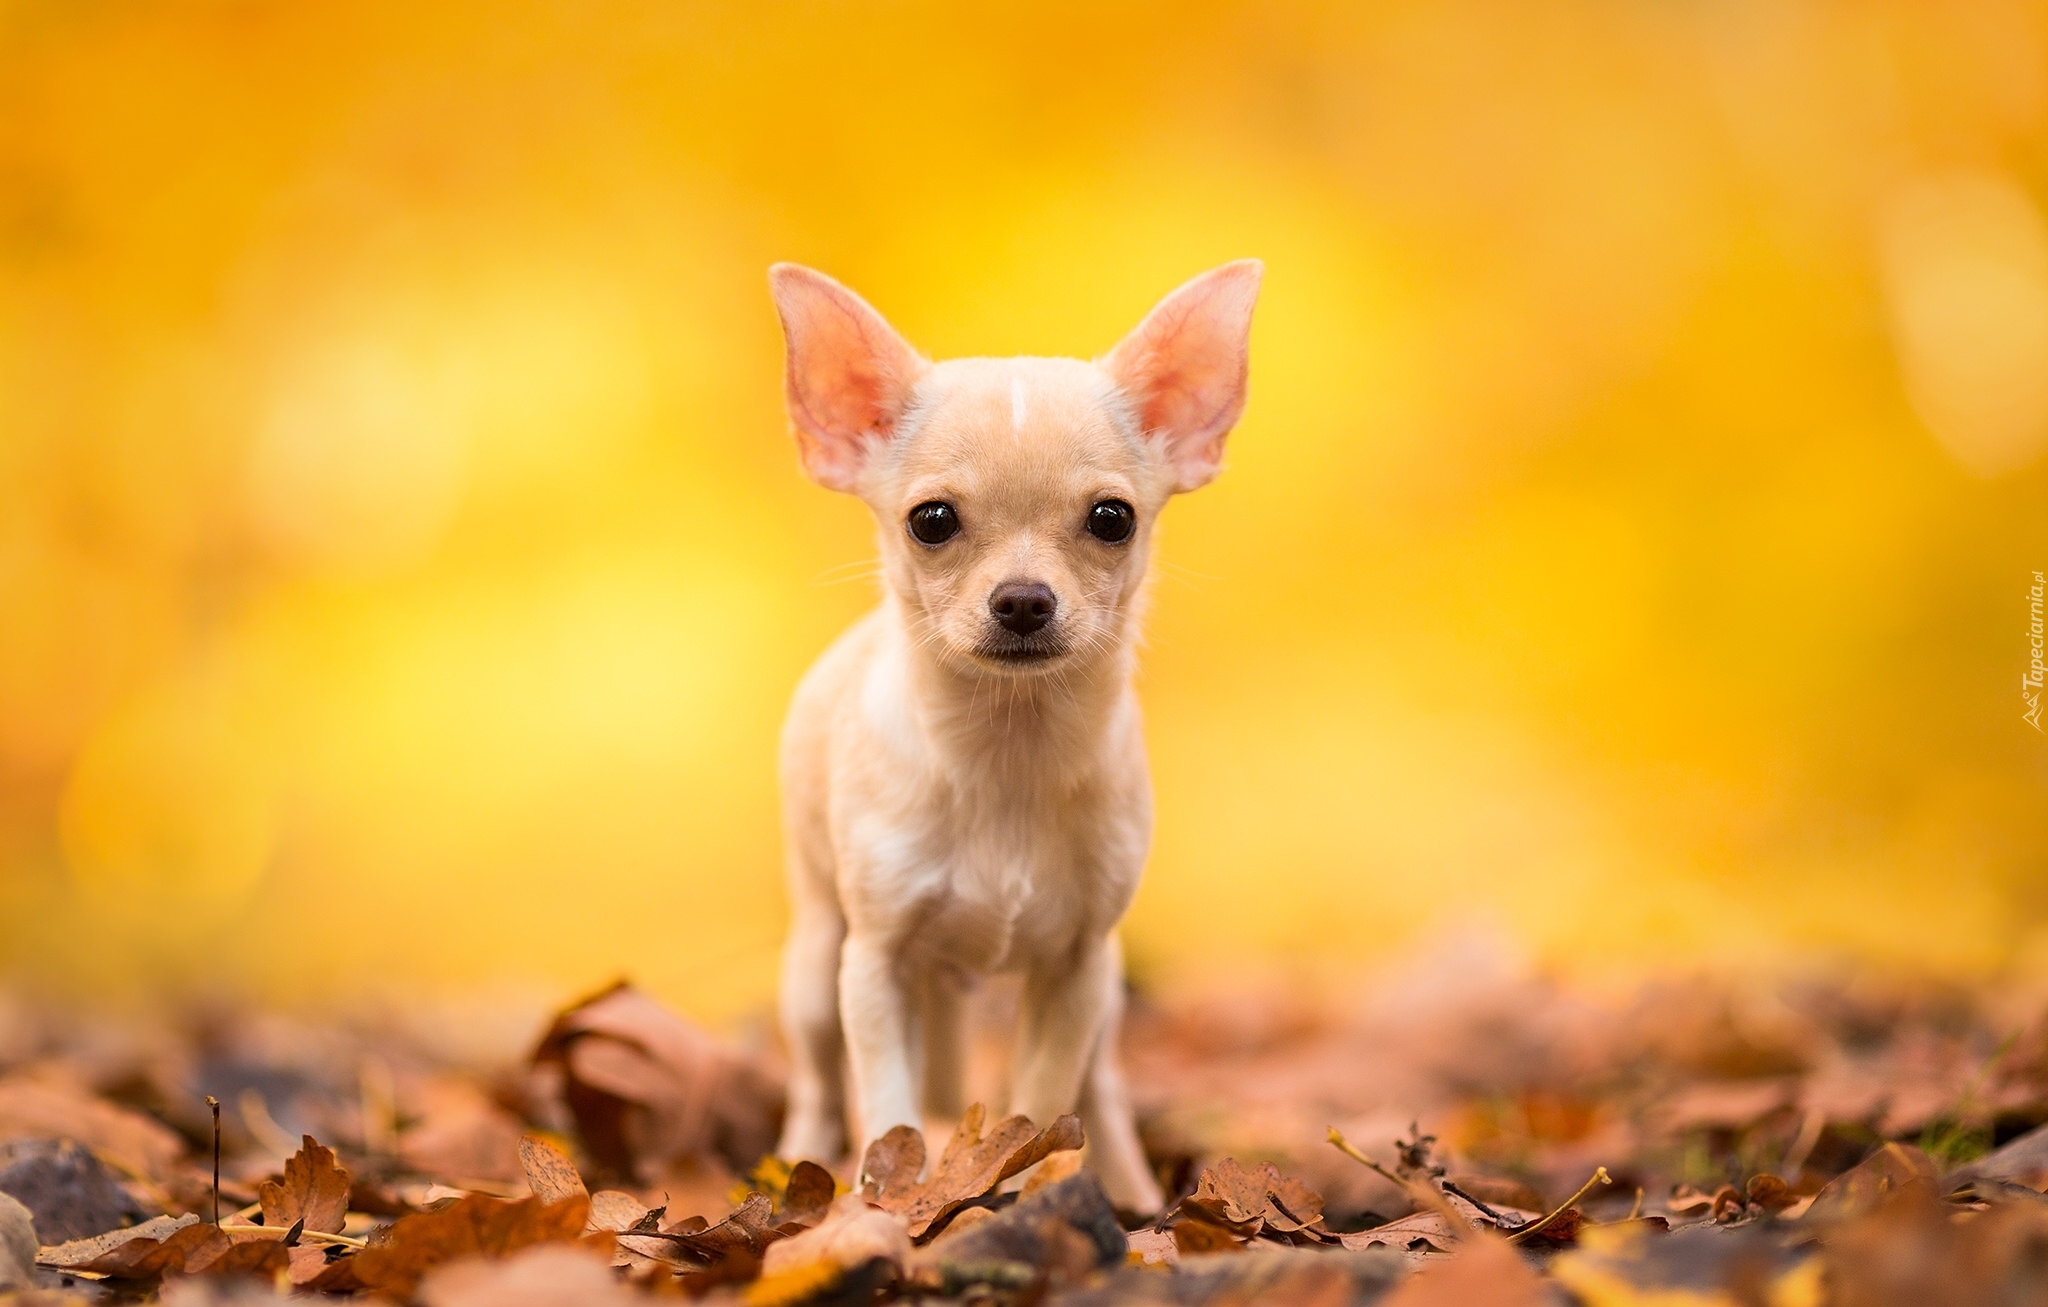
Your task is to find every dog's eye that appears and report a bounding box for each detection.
[1086,500,1136,544]
[907,501,961,545]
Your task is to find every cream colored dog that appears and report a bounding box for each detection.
[767,260,1261,1215]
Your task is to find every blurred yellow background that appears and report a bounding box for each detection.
[3,0,2045,1017]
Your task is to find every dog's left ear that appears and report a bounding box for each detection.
[770,264,930,492]
[1103,260,1262,492]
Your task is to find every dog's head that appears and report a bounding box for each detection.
[770,261,1260,676]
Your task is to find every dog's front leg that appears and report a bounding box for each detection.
[839,932,923,1159]
[1010,935,1117,1129]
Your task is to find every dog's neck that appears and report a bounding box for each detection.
[882,599,1138,789]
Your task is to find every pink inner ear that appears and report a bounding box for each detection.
[771,265,926,491]
[1105,261,1261,491]
[788,298,893,440]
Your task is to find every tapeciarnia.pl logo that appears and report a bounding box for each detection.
[2028,570,2045,732]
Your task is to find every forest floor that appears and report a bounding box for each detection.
[3,942,2048,1305]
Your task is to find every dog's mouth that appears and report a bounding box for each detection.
[970,631,1069,668]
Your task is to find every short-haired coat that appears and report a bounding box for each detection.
[768,260,1261,1213]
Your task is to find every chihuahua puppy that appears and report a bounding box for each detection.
[768,260,1261,1214]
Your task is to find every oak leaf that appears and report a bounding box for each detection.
[344,1192,603,1298]
[530,981,783,1181]
[860,1103,1085,1239]
[55,1221,289,1281]
[516,1133,588,1206]
[257,1135,351,1235]
[37,1213,200,1270]
[759,1194,911,1281]
[782,1158,838,1225]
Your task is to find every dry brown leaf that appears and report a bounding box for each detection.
[1949,1121,2048,1193]
[281,1242,329,1287]
[0,1192,34,1293]
[1125,1227,1177,1266]
[418,1242,639,1307]
[1804,1142,1939,1223]
[516,1133,588,1205]
[0,1137,150,1244]
[1551,1221,1812,1305]
[256,1135,351,1234]
[1173,1217,1243,1254]
[58,1221,290,1281]
[1022,1147,1087,1197]
[1336,1210,1457,1257]
[0,1074,185,1181]
[1822,1188,2048,1307]
[1176,1157,1330,1241]
[1378,1232,1551,1307]
[759,1194,911,1279]
[530,981,783,1181]
[1450,1175,1548,1215]
[1077,1247,1404,1306]
[397,1075,528,1185]
[1745,1172,1796,1213]
[345,1192,604,1298]
[661,1191,781,1263]
[586,1190,649,1232]
[37,1213,200,1269]
[782,1158,837,1224]
[860,1103,1085,1239]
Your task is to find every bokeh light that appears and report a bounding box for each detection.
[2,0,2045,1017]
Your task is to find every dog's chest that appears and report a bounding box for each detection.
[894,775,1113,974]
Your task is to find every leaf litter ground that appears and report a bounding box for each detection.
[4,947,2048,1305]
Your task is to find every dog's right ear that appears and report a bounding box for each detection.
[769,264,929,492]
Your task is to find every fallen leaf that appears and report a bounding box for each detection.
[1665,1185,1715,1214]
[1184,1156,1327,1235]
[0,1191,35,1292]
[1710,1185,1744,1223]
[1744,1172,1796,1213]
[418,1242,639,1307]
[586,1189,649,1232]
[54,1220,291,1281]
[1377,1232,1551,1307]
[530,981,783,1182]
[1336,1210,1457,1257]
[759,1193,911,1281]
[1551,1221,1817,1306]
[781,1157,837,1224]
[1804,1142,1939,1223]
[37,1213,200,1269]
[1059,1247,1407,1306]
[397,1076,528,1186]
[516,1133,588,1206]
[860,1103,1085,1239]
[256,1135,351,1235]
[914,1171,1126,1285]
[1172,1217,1243,1254]
[0,1136,149,1245]
[1822,1187,2048,1307]
[285,1242,329,1287]
[1449,1174,1548,1215]
[1948,1120,2048,1194]
[659,1190,782,1265]
[0,1074,185,1181]
[746,1254,897,1307]
[345,1192,603,1297]
[1125,1227,1177,1266]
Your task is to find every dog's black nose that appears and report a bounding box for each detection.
[989,580,1056,635]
